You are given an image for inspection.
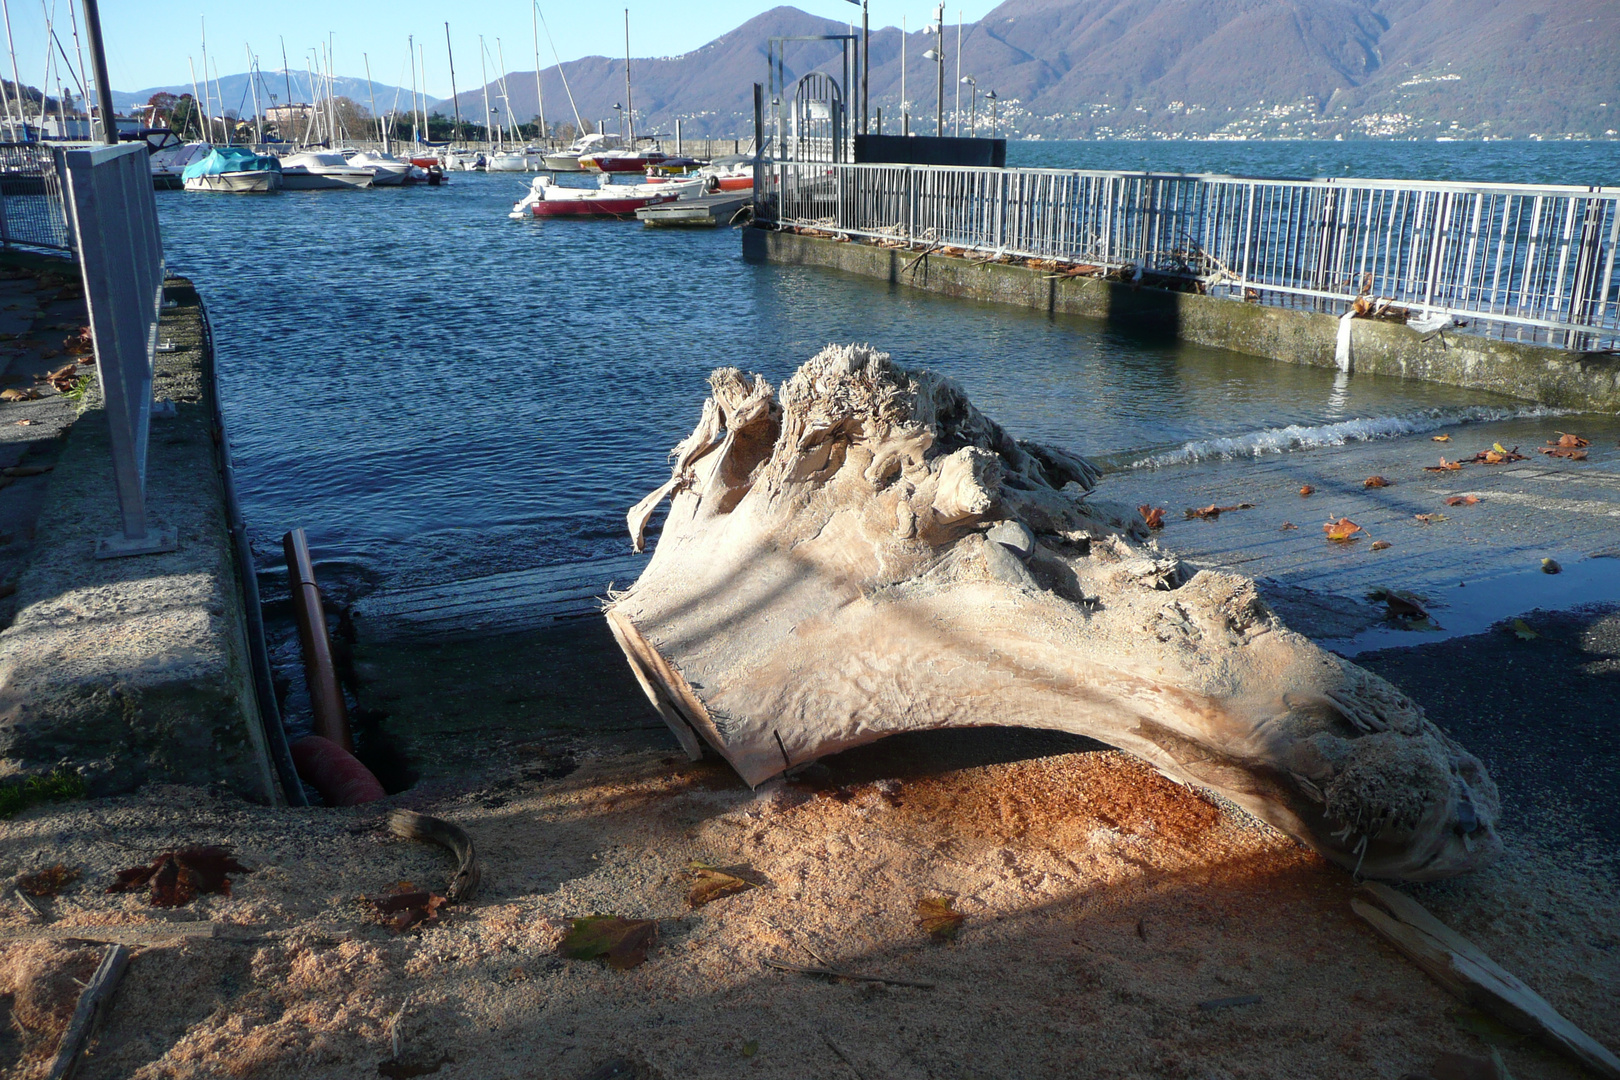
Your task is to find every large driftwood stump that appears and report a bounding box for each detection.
[607,346,1500,881]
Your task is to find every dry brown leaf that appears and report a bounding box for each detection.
[1552,432,1589,449]
[0,387,38,402]
[1138,505,1166,530]
[1299,485,1315,496]
[1414,513,1447,523]
[375,889,448,933]
[17,864,79,897]
[1538,446,1588,460]
[1467,443,1526,465]
[557,915,658,970]
[1370,540,1392,551]
[108,846,250,907]
[1446,495,1481,507]
[917,897,966,941]
[687,865,753,908]
[1323,518,1363,542]
[1184,502,1255,521]
[1280,522,1299,531]
[1364,476,1392,488]
[1424,458,1464,472]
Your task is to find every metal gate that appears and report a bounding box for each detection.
[792,71,845,164]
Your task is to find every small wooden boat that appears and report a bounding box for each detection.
[580,148,669,173]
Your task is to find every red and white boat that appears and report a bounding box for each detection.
[508,175,685,219]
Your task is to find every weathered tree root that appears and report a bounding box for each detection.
[606,345,1500,881]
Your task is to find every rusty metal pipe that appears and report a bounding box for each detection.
[283,528,353,753]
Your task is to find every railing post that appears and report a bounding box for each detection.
[61,141,175,558]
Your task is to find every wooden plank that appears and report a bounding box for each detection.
[352,555,648,642]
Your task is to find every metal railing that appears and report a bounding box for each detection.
[60,141,172,557]
[763,162,1620,351]
[0,143,72,250]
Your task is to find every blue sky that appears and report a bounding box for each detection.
[5,0,1002,97]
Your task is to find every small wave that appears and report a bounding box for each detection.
[1129,405,1569,469]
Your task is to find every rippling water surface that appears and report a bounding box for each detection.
[154,141,1612,596]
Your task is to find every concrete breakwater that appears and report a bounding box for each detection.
[744,227,1620,413]
[0,271,276,801]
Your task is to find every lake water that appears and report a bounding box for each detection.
[155,140,1617,605]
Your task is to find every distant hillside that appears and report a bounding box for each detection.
[440,0,1619,140]
[113,71,416,117]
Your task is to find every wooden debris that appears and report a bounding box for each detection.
[1352,882,1620,1079]
[388,810,480,902]
[764,957,936,989]
[45,943,129,1080]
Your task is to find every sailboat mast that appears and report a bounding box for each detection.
[444,23,462,145]
[37,0,56,135]
[536,5,583,137]
[1,0,23,139]
[530,2,544,141]
[324,37,337,144]
[496,38,517,143]
[246,45,262,144]
[187,56,203,140]
[199,16,213,142]
[478,34,492,149]
[363,52,383,149]
[622,9,633,145]
[279,37,295,142]
[407,34,417,145]
[66,0,91,138]
[418,43,428,143]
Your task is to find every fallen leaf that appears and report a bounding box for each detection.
[687,863,753,908]
[0,388,38,402]
[1185,502,1255,521]
[1432,434,1453,442]
[1424,457,1464,472]
[1467,444,1526,465]
[1370,540,1391,550]
[1280,522,1298,531]
[1511,619,1539,641]
[1551,432,1589,449]
[375,889,448,933]
[1364,476,1392,488]
[1538,446,1588,460]
[1323,518,1362,542]
[1299,485,1315,496]
[1541,558,1561,575]
[17,864,79,897]
[740,1041,759,1058]
[1414,513,1447,523]
[1138,505,1166,530]
[558,915,658,969]
[1446,495,1480,506]
[107,846,249,907]
[14,419,36,426]
[917,896,966,941]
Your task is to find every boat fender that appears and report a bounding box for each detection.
[290,735,387,806]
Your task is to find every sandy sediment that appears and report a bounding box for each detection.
[0,736,1613,1079]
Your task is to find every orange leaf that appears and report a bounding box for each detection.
[1184,503,1255,521]
[1553,432,1589,448]
[1323,518,1362,542]
[1423,457,1464,472]
[1364,476,1392,488]
[1370,540,1391,551]
[1299,485,1315,497]
[1431,434,1452,442]
[917,896,966,941]
[1445,495,1480,506]
[1138,505,1165,530]
[1538,446,1588,460]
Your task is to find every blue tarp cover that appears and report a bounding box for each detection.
[182,147,281,181]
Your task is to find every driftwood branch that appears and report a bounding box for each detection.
[764,957,935,989]
[1353,882,1620,1079]
[46,943,129,1080]
[388,810,481,902]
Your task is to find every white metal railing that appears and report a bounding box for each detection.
[60,141,173,557]
[762,162,1620,350]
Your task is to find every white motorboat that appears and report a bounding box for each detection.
[151,141,212,189]
[488,148,546,172]
[345,150,412,187]
[181,147,282,193]
[542,133,610,172]
[507,173,703,219]
[443,149,485,171]
[279,151,376,190]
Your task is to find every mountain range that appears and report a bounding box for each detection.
[118,0,1618,140]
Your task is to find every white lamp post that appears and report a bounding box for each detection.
[986,89,998,138]
[960,75,976,136]
[842,0,869,134]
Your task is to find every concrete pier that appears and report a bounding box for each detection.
[0,268,276,801]
[744,227,1620,413]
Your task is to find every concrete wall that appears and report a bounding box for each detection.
[744,228,1620,412]
[0,278,277,801]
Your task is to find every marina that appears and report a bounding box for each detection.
[0,0,1614,1074]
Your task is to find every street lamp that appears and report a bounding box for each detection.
[921,3,945,136]
[986,89,998,138]
[960,75,976,136]
[842,0,868,135]
[613,102,624,142]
